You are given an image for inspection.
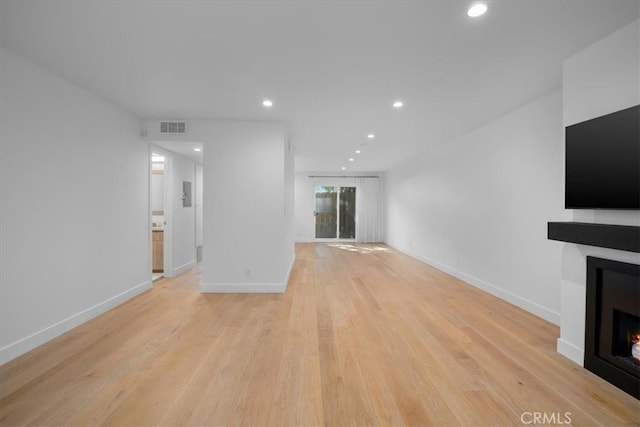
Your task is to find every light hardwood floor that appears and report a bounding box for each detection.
[1,243,638,426]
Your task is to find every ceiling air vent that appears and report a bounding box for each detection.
[160,121,186,134]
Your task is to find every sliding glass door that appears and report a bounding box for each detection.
[314,186,356,239]
[338,187,356,239]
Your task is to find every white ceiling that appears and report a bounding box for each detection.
[1,1,638,171]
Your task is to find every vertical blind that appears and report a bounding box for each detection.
[355,177,384,243]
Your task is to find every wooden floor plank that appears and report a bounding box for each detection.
[0,243,638,426]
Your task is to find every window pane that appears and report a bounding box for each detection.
[339,187,356,239]
[315,186,337,238]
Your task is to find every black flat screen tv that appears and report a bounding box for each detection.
[565,105,640,210]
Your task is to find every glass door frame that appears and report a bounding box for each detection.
[314,185,357,242]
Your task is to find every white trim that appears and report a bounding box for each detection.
[282,253,296,291]
[150,145,173,278]
[200,282,287,293]
[557,338,584,366]
[313,184,357,241]
[388,244,561,326]
[173,259,197,276]
[0,280,152,365]
[201,254,296,294]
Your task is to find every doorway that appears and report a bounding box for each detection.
[150,150,171,281]
[151,152,165,281]
[314,185,356,240]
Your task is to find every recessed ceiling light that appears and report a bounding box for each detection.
[341,166,347,170]
[467,3,487,17]
[355,150,361,154]
[393,101,404,108]
[262,99,273,107]
[193,148,202,152]
[348,158,355,162]
[367,134,375,139]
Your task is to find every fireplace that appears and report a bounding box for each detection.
[585,256,640,399]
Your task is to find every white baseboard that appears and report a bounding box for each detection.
[201,254,296,294]
[200,282,287,293]
[388,243,561,326]
[283,253,296,291]
[557,338,584,366]
[173,259,197,276]
[0,280,152,366]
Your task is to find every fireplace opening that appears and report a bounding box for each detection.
[585,256,639,399]
[611,310,640,374]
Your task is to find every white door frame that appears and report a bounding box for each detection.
[313,185,357,243]
[150,145,173,278]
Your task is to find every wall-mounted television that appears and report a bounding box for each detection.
[565,105,639,210]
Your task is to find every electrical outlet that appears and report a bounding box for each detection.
[245,268,252,279]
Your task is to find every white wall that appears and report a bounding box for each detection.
[558,19,640,365]
[283,136,295,270]
[201,122,294,292]
[0,47,150,364]
[294,172,316,242]
[195,163,204,249]
[168,153,197,276]
[385,90,565,324]
[142,119,295,293]
[151,169,164,212]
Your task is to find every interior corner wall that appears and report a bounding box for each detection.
[294,172,315,242]
[200,121,293,293]
[168,153,197,276]
[195,162,204,250]
[283,136,295,275]
[385,89,565,325]
[558,19,640,365]
[0,47,150,365]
